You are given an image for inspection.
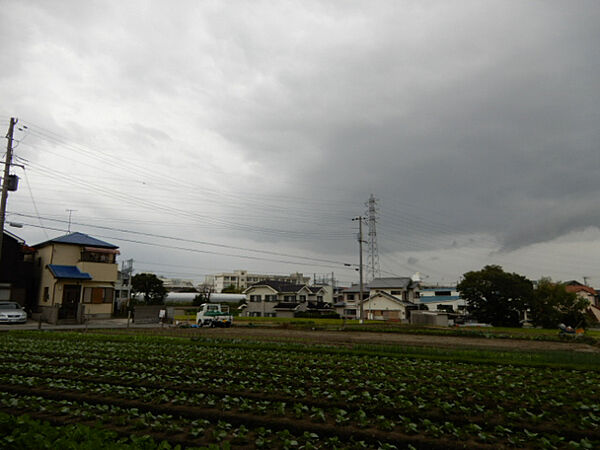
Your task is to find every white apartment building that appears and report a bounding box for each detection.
[206,270,311,293]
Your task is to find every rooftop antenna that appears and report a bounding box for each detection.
[66,209,77,233]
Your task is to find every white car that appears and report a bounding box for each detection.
[0,302,28,324]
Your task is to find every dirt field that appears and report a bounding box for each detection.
[191,327,600,353]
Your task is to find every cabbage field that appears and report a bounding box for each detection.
[0,331,598,449]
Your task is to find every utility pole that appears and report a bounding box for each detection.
[0,117,17,262]
[353,216,365,323]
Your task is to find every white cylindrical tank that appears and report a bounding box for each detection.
[164,292,245,304]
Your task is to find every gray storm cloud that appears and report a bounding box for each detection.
[1,0,599,281]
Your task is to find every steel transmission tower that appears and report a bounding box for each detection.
[365,194,380,282]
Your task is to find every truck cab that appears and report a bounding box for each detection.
[196,303,233,327]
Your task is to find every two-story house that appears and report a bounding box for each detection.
[243,280,333,318]
[418,285,466,313]
[334,284,370,319]
[337,277,420,321]
[33,232,119,323]
[361,277,419,321]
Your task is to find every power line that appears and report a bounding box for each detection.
[12,216,357,269]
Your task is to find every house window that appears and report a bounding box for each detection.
[43,287,49,301]
[435,290,452,296]
[81,251,115,264]
[265,295,277,302]
[83,287,114,304]
[249,312,261,317]
[284,295,296,301]
[264,312,277,317]
[391,291,402,296]
[346,294,355,300]
[344,309,356,316]
[317,296,323,302]
[299,295,306,301]
[249,295,262,302]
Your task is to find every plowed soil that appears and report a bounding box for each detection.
[191,326,600,353]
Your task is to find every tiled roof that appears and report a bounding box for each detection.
[342,284,370,293]
[309,286,325,293]
[248,280,306,293]
[48,265,92,280]
[566,285,597,296]
[368,277,413,289]
[361,290,414,306]
[35,232,118,249]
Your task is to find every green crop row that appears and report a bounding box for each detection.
[0,331,598,449]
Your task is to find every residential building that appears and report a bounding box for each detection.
[361,290,415,321]
[0,230,36,310]
[336,277,420,321]
[418,285,466,313]
[242,280,333,318]
[565,281,598,307]
[33,232,120,323]
[207,270,311,293]
[335,284,370,319]
[362,277,420,321]
[158,277,197,292]
[565,280,600,323]
[0,230,35,309]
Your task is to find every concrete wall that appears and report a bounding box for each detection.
[410,311,449,326]
[133,305,165,323]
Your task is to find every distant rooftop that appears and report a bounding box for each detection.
[247,279,307,293]
[34,232,119,249]
[369,277,413,289]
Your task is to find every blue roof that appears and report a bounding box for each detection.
[35,232,118,249]
[419,295,462,303]
[48,265,92,280]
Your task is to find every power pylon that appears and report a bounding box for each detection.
[365,194,380,282]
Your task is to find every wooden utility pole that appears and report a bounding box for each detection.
[0,117,17,262]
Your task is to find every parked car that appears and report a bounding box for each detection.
[0,302,28,324]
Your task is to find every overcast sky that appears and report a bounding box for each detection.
[1,1,599,286]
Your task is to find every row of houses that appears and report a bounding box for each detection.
[241,276,466,322]
[3,229,599,325]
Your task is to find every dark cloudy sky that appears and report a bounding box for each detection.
[2,1,599,285]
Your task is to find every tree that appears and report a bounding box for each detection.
[221,284,243,294]
[131,273,167,305]
[457,265,533,327]
[193,287,212,306]
[529,278,589,328]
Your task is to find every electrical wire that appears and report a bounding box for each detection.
[17,221,357,272]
